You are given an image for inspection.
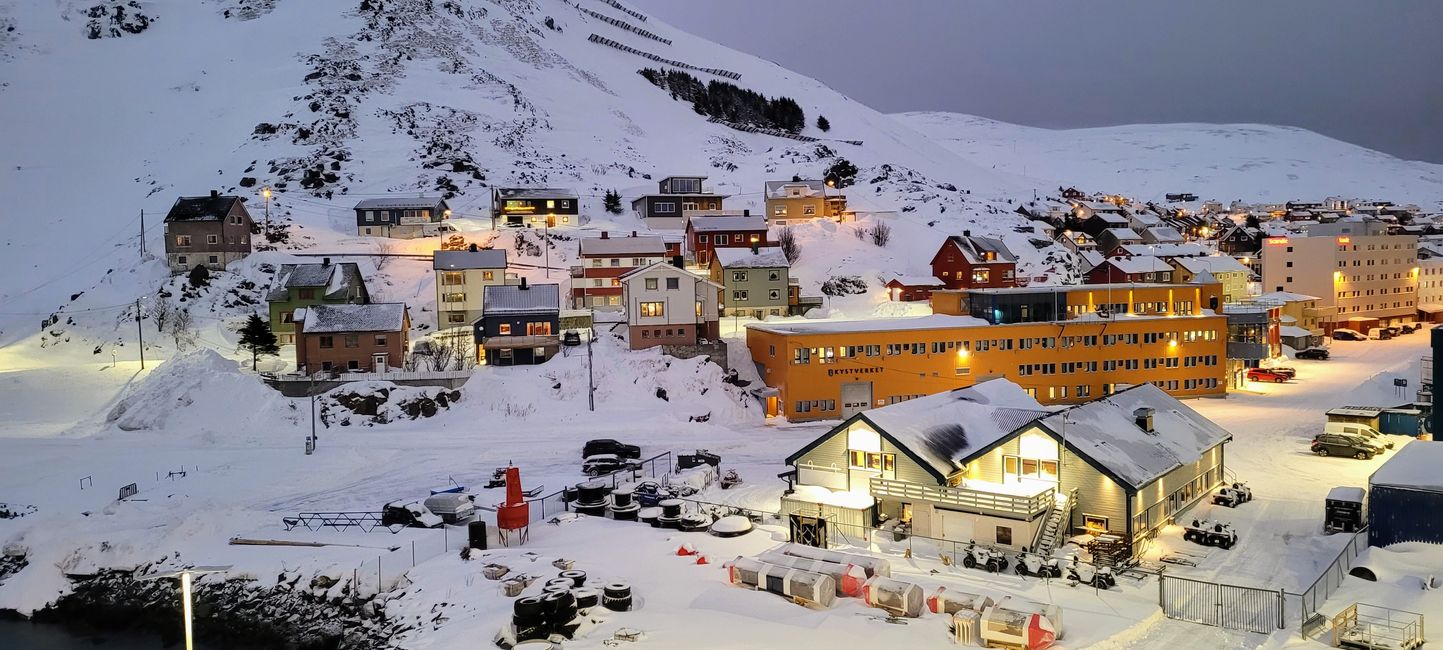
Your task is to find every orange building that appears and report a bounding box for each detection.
[747,283,1228,421]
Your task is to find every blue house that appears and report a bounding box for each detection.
[354,197,451,239]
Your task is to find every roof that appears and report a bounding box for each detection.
[788,380,1050,479]
[1171,255,1252,275]
[887,275,946,287]
[1103,227,1144,242]
[748,314,988,335]
[1255,291,1320,303]
[764,180,832,198]
[266,262,367,302]
[1077,250,1106,271]
[618,261,723,288]
[941,235,1017,265]
[1370,442,1443,492]
[1101,256,1172,274]
[164,195,244,222]
[482,283,560,315]
[1034,383,1233,489]
[1082,202,1128,214]
[1279,325,1314,338]
[1419,304,1443,314]
[687,215,767,232]
[713,246,789,269]
[1327,406,1385,418]
[494,187,578,200]
[1144,226,1185,242]
[433,249,507,270]
[354,196,445,210]
[1327,486,1365,503]
[299,303,406,333]
[579,235,667,257]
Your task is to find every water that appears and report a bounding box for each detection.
[0,618,264,649]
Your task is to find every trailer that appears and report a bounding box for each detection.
[1325,486,1366,534]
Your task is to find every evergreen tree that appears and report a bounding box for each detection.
[816,115,830,132]
[187,264,211,288]
[237,313,280,371]
[823,158,859,189]
[603,189,623,215]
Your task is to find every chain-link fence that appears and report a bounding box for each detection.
[1290,527,1370,636]
[351,524,470,599]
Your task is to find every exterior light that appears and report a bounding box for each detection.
[262,187,271,199]
[1169,339,1178,348]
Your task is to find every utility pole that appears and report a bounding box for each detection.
[586,327,595,412]
[139,209,146,259]
[544,219,551,279]
[135,298,145,369]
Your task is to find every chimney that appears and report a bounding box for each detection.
[744,209,750,217]
[210,189,219,198]
[322,257,331,266]
[468,243,478,252]
[600,232,609,240]
[520,277,529,290]
[631,231,638,238]
[1134,407,1155,433]
[963,229,971,237]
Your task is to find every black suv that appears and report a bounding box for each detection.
[1311,433,1375,460]
[1295,348,1329,360]
[583,438,641,459]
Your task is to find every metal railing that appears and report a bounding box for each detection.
[577,7,670,44]
[870,478,1054,519]
[586,34,741,80]
[1160,574,1285,634]
[1293,527,1370,635]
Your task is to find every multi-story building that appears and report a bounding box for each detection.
[1168,255,1254,303]
[1254,291,1330,338]
[764,180,846,226]
[685,214,768,266]
[1220,302,1282,387]
[294,303,410,375]
[1260,220,1418,329]
[619,262,722,349]
[1416,256,1443,323]
[163,192,253,274]
[266,260,370,345]
[630,175,730,230]
[747,282,1227,421]
[476,280,560,366]
[491,188,580,228]
[929,232,1018,290]
[353,197,450,238]
[710,246,792,318]
[433,248,510,335]
[571,232,667,309]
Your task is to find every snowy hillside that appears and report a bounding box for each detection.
[896,111,1443,207]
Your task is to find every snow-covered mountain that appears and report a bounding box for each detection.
[896,111,1443,206]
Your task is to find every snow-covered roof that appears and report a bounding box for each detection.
[1327,406,1385,418]
[354,196,445,210]
[1082,202,1128,215]
[1370,442,1443,492]
[748,314,989,336]
[687,215,767,232]
[793,380,1051,479]
[1037,383,1232,489]
[713,246,789,269]
[482,283,560,315]
[165,194,244,222]
[1102,256,1171,274]
[494,187,578,200]
[1326,486,1365,503]
[618,261,723,288]
[266,262,367,302]
[579,235,667,257]
[764,180,832,198]
[1144,226,1185,242]
[1418,304,1443,314]
[433,249,507,270]
[887,275,945,287]
[1130,212,1163,226]
[941,235,1017,265]
[1077,250,1106,272]
[1255,291,1321,303]
[1171,255,1252,275]
[1103,227,1143,241]
[1279,325,1313,338]
[299,303,406,333]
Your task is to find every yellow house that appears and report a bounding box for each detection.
[763,180,847,226]
[1168,256,1254,304]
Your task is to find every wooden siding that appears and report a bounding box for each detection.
[1061,447,1128,536]
[1130,444,1225,534]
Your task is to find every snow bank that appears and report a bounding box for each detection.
[103,350,298,442]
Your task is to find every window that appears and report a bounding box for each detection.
[591,259,603,268]
[348,360,360,371]
[177,255,187,265]
[442,292,466,303]
[375,334,387,346]
[793,348,811,364]
[768,270,781,281]
[773,205,787,216]
[546,200,555,209]
[208,255,219,264]
[610,258,620,267]
[768,289,781,301]
[280,311,294,324]
[645,278,658,290]
[655,202,676,213]
[971,268,990,284]
[1083,514,1109,534]
[732,290,749,301]
[207,234,219,244]
[447,313,466,323]
[298,288,316,300]
[344,335,359,348]
[527,321,552,336]
[803,205,816,215]
[849,451,895,474]
[176,235,192,246]
[319,336,334,348]
[482,271,495,281]
[995,526,1013,546]
[640,301,664,317]
[498,323,512,335]
[321,361,333,371]
[441,272,464,286]
[732,271,748,282]
[666,277,679,290]
[698,234,709,244]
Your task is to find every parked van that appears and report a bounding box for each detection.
[1324,422,1393,451]
[1367,327,1393,341]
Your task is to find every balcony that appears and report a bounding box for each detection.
[870,477,1054,520]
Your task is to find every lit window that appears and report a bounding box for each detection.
[640,302,664,317]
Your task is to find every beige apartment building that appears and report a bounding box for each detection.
[1260,220,1417,329]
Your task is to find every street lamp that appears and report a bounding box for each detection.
[823,174,840,221]
[262,187,272,236]
[137,565,232,650]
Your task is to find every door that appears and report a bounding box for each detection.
[840,381,873,418]
[937,508,975,543]
[372,353,388,372]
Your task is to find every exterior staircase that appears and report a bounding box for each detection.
[1032,488,1076,556]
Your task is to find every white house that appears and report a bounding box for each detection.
[618,262,722,350]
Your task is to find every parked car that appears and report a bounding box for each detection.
[581,454,640,477]
[1246,368,1290,383]
[562,330,582,346]
[1295,347,1330,360]
[1368,327,1394,341]
[1267,367,1297,379]
[582,438,641,459]
[1310,433,1376,460]
[1401,324,1420,334]
[1332,328,1365,341]
[1324,422,1393,450]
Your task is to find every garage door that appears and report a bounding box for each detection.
[840,382,873,418]
[937,508,975,543]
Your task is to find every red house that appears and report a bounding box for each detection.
[686,214,769,265]
[884,275,946,302]
[930,231,1018,290]
[1084,256,1174,284]
[571,232,667,309]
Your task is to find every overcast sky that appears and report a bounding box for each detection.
[629,0,1443,163]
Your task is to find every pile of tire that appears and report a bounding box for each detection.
[511,596,549,642]
[602,582,633,612]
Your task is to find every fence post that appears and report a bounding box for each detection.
[1278,590,1286,630]
[411,541,416,567]
[377,555,382,594]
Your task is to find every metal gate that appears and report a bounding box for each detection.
[1159,574,1284,634]
[788,513,828,548]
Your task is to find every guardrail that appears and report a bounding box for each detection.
[871,477,1053,519]
[705,116,863,146]
[587,33,741,80]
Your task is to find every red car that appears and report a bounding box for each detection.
[1246,368,1289,383]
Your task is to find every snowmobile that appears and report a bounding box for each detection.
[1211,482,1253,508]
[720,469,743,489]
[1183,519,1238,549]
[485,468,508,489]
[960,540,1009,573]
[1065,556,1116,589]
[1013,549,1063,578]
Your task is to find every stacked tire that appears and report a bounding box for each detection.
[512,596,548,642]
[602,582,633,612]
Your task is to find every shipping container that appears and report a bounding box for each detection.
[1367,442,1443,547]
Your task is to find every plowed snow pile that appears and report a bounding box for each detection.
[104,349,298,442]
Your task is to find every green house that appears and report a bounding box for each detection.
[266,261,370,345]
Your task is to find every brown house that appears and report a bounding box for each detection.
[163,191,254,274]
[685,214,768,265]
[294,303,410,375]
[929,231,1018,290]
[884,275,946,302]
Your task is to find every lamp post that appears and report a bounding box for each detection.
[137,565,232,650]
[261,187,271,237]
[823,174,839,221]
